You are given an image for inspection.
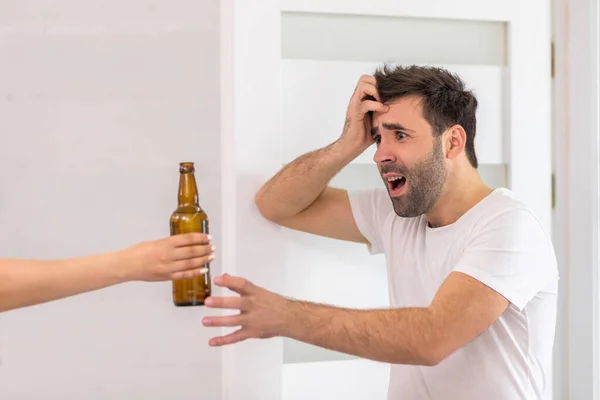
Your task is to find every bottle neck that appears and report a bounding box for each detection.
[178,172,199,207]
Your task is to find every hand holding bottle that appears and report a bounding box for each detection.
[117,232,214,282]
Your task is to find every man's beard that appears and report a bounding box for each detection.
[382,138,448,218]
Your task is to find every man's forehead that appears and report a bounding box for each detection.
[373,97,423,122]
[379,96,423,114]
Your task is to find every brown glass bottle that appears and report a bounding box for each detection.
[170,162,211,306]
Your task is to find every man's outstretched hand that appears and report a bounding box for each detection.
[202,274,290,346]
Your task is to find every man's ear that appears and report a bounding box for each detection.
[444,125,467,160]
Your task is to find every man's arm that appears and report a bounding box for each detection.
[204,208,555,364]
[254,74,389,243]
[266,208,556,365]
[255,144,365,243]
[0,232,213,312]
[280,271,508,366]
[203,271,508,366]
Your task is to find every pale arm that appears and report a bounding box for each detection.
[0,232,214,312]
[0,253,126,312]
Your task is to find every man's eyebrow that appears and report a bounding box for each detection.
[383,122,415,132]
[370,123,416,136]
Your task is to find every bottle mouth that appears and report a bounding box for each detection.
[179,162,195,173]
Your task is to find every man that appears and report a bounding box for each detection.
[202,65,558,399]
[0,232,213,312]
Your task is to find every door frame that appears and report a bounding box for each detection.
[552,0,600,398]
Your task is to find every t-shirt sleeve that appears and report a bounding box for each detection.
[347,189,393,255]
[452,208,558,311]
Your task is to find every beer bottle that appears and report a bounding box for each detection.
[170,161,211,306]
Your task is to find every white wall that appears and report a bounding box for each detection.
[0,2,223,399]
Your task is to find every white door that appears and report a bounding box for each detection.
[221,1,552,399]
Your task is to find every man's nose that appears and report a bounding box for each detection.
[373,139,397,164]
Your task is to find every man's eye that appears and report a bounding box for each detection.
[374,136,381,144]
[396,132,407,140]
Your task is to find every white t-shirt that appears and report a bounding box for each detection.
[348,187,558,400]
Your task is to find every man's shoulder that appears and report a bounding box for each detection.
[469,188,546,231]
[456,189,559,308]
[476,187,530,212]
[467,188,555,257]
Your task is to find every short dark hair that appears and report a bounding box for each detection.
[373,64,479,168]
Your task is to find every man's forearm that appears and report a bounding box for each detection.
[282,300,439,366]
[0,252,126,312]
[255,138,361,220]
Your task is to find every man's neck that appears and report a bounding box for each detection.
[425,168,493,228]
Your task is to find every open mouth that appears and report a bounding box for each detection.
[386,175,407,196]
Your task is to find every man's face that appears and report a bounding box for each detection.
[371,96,448,218]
